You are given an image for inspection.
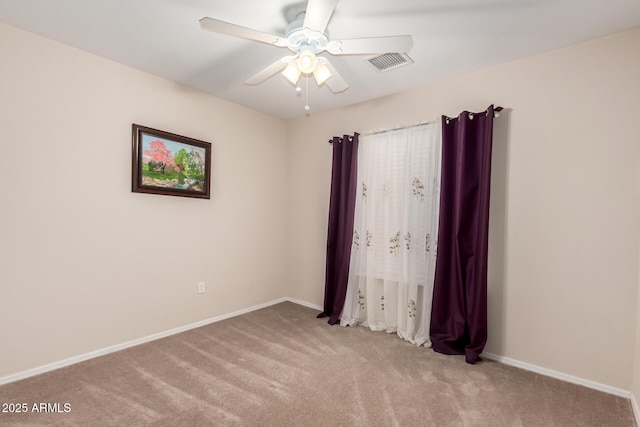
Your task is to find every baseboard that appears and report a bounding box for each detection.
[284,297,323,312]
[0,297,297,386]
[481,351,632,399]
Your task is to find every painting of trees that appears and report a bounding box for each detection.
[139,133,209,191]
[133,124,211,199]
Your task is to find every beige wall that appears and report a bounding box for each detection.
[634,260,640,411]
[287,29,640,390]
[634,175,640,406]
[0,23,288,378]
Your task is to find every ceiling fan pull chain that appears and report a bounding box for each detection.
[305,75,311,113]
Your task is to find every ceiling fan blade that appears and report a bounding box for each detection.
[303,0,339,39]
[244,57,291,85]
[328,35,413,55]
[322,59,349,93]
[200,17,288,47]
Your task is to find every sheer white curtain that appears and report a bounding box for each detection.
[340,121,442,347]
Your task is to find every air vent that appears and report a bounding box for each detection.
[366,52,414,72]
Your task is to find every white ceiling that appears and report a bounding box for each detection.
[1,0,639,119]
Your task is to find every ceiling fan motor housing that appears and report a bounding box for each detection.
[285,12,329,54]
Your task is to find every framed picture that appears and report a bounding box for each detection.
[132,124,211,199]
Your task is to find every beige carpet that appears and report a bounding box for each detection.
[0,302,635,426]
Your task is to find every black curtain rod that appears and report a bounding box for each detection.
[328,106,504,143]
[442,105,504,124]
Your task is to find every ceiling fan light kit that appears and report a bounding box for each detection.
[313,60,332,85]
[199,0,414,111]
[297,46,318,74]
[282,60,302,85]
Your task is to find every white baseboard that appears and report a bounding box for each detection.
[284,297,323,311]
[481,351,632,399]
[0,297,295,386]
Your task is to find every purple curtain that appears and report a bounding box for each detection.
[318,133,359,325]
[430,106,494,364]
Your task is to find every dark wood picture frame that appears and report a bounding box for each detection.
[132,124,211,199]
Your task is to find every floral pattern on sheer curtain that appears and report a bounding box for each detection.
[340,121,442,347]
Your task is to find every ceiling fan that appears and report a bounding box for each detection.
[199,0,413,93]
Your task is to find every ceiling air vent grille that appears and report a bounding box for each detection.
[366,52,413,72]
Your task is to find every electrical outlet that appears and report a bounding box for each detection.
[198,282,205,294]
